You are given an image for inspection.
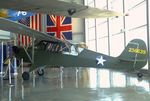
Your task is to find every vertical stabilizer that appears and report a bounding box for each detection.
[118,39,147,69]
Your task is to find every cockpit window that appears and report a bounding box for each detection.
[36,40,68,52]
[36,41,85,55]
[63,45,84,56]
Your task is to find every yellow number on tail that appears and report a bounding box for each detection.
[129,48,146,55]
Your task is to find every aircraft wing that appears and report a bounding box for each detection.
[0,17,70,44]
[0,0,122,18]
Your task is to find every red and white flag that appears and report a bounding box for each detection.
[18,14,42,47]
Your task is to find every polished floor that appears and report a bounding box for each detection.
[0,67,150,101]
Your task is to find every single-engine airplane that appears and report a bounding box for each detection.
[0,18,148,80]
[0,0,146,80]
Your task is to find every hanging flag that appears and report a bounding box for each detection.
[18,14,42,46]
[46,15,72,40]
[30,14,42,31]
[18,17,30,46]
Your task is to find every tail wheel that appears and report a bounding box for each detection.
[22,72,30,80]
[37,69,44,76]
[137,72,143,78]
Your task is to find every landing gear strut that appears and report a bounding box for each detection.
[22,72,30,80]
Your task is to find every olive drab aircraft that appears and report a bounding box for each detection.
[0,18,148,80]
[0,0,146,80]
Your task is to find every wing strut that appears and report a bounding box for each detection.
[22,34,36,80]
[23,47,32,62]
[22,34,35,64]
[32,34,35,64]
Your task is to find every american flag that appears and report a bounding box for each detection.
[46,15,72,40]
[18,14,42,46]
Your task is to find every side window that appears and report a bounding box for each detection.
[70,46,78,55]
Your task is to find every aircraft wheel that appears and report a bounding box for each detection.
[22,72,30,80]
[137,72,143,78]
[37,69,44,76]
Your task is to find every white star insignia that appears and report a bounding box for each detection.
[96,56,106,66]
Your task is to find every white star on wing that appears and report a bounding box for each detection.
[96,56,106,66]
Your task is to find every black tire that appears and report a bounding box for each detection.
[22,72,30,80]
[37,69,44,76]
[137,72,143,78]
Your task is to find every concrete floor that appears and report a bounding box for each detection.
[0,68,150,101]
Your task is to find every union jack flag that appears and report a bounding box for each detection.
[46,15,72,40]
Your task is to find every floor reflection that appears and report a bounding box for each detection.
[89,68,150,92]
[0,67,150,101]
